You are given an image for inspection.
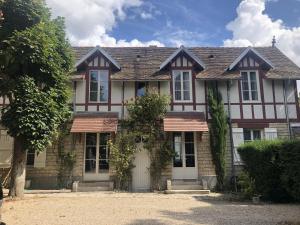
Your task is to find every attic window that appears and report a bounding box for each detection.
[208,54,215,59]
[136,55,141,62]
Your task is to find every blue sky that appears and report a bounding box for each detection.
[47,0,300,67]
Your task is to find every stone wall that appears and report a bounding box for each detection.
[26,133,84,189]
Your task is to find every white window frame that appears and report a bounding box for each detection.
[172,70,192,103]
[240,70,261,103]
[243,129,262,142]
[89,70,109,103]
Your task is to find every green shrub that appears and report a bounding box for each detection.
[279,141,300,201]
[237,171,256,199]
[238,139,300,202]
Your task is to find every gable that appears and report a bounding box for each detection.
[75,46,120,70]
[229,47,273,70]
[171,54,194,68]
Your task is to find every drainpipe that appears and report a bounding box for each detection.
[121,81,125,120]
[283,79,292,139]
[227,80,237,192]
[73,81,77,113]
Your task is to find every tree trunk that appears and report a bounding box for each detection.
[8,136,26,198]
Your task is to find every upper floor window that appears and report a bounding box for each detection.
[136,82,147,97]
[173,70,192,102]
[241,71,259,101]
[89,70,108,102]
[26,149,35,166]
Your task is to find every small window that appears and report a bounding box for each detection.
[136,82,147,97]
[173,132,183,167]
[173,70,192,102]
[26,149,35,166]
[243,129,261,142]
[241,71,259,101]
[89,70,109,102]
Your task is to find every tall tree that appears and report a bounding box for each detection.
[0,0,73,197]
[208,84,228,190]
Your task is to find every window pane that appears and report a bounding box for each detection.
[86,147,96,160]
[183,91,190,100]
[86,133,97,145]
[182,72,190,81]
[175,91,181,101]
[99,71,108,82]
[183,80,190,91]
[90,82,98,92]
[243,91,250,101]
[99,160,109,170]
[175,81,181,91]
[253,130,261,140]
[251,91,258,100]
[185,143,194,155]
[100,133,110,145]
[90,71,98,101]
[186,155,195,167]
[173,133,183,167]
[243,129,251,141]
[26,149,35,166]
[99,81,108,102]
[85,160,96,173]
[185,132,194,142]
[90,71,98,82]
[136,82,146,97]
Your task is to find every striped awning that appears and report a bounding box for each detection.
[70,113,118,133]
[163,112,208,132]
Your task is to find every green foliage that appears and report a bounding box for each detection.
[57,123,76,188]
[237,171,256,199]
[0,0,73,154]
[127,90,172,190]
[238,139,300,202]
[1,76,70,152]
[207,85,227,190]
[109,132,138,190]
[0,0,50,40]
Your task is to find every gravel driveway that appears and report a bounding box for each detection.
[2,192,300,225]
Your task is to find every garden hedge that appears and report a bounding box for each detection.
[238,139,300,202]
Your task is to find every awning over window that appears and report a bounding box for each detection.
[70,113,118,133]
[163,112,208,132]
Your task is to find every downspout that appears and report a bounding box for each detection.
[121,81,125,120]
[283,79,292,139]
[227,80,237,192]
[73,81,77,114]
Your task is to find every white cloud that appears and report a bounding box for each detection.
[46,0,164,47]
[224,0,300,67]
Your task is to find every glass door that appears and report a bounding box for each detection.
[84,133,110,181]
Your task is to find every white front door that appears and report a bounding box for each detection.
[84,133,110,181]
[132,145,151,192]
[172,132,198,180]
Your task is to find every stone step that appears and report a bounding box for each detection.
[171,179,201,185]
[78,181,111,187]
[164,189,210,195]
[77,186,111,192]
[171,184,203,190]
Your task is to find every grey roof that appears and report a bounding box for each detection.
[72,46,300,80]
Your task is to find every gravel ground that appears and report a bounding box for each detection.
[2,192,300,225]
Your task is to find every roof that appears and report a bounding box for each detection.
[72,46,300,80]
[159,45,206,70]
[163,112,208,132]
[70,112,118,133]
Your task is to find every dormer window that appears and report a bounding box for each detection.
[241,71,260,101]
[173,70,192,102]
[89,70,109,102]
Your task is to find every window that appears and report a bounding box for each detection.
[89,70,109,102]
[243,129,261,142]
[85,133,110,173]
[173,70,192,102]
[26,149,35,166]
[136,82,147,97]
[241,71,259,101]
[173,132,195,168]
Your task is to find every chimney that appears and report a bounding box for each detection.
[272,36,276,47]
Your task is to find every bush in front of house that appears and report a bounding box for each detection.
[237,139,300,202]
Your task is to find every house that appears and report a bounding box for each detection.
[1,45,300,191]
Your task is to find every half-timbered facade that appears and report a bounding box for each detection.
[1,45,300,191]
